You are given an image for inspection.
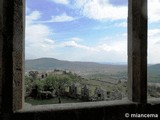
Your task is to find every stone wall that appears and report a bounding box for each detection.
[6,100,160,120]
[0,0,3,113]
[0,0,24,112]
[1,0,159,120]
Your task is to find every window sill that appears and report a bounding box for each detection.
[148,98,160,105]
[16,100,136,113]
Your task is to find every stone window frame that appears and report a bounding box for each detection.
[1,0,157,115]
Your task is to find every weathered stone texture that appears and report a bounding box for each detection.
[128,0,147,103]
[0,0,24,112]
[11,102,160,120]
[12,0,25,111]
[0,0,3,113]
[1,0,160,120]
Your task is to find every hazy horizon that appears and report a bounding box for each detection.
[25,57,160,65]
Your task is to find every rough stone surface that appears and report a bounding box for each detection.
[1,0,160,120]
[81,85,90,101]
[12,0,25,110]
[10,101,160,120]
[94,87,105,100]
[0,0,24,113]
[128,0,147,103]
[0,0,3,113]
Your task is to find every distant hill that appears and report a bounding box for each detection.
[25,58,127,76]
[148,64,160,83]
[25,58,160,82]
[148,64,160,73]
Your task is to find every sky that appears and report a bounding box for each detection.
[25,0,160,64]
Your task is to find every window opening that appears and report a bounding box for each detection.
[25,0,128,105]
[147,0,160,99]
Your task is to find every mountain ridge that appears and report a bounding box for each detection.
[25,57,160,82]
[25,57,127,73]
[25,57,160,71]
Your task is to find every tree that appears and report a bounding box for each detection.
[55,75,72,103]
[25,70,80,101]
[29,71,39,80]
[44,75,73,103]
[43,75,56,91]
[25,75,33,97]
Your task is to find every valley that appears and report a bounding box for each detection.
[25,58,160,105]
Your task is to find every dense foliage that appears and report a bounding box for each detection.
[25,71,81,98]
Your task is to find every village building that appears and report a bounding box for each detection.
[69,83,78,98]
[81,85,90,101]
[94,87,105,101]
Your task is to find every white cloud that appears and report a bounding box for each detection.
[62,40,127,62]
[148,0,160,23]
[73,0,160,23]
[63,36,127,53]
[62,40,97,51]
[70,37,83,42]
[25,11,56,59]
[26,11,41,24]
[49,13,76,22]
[51,0,69,5]
[114,21,127,28]
[97,41,126,53]
[43,39,55,45]
[74,0,127,21]
[148,28,160,63]
[62,40,78,47]
[26,9,128,63]
[61,34,127,62]
[25,1,160,63]
[148,29,160,37]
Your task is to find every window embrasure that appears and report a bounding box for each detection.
[0,0,25,112]
[147,0,160,100]
[24,0,128,105]
[0,0,148,112]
